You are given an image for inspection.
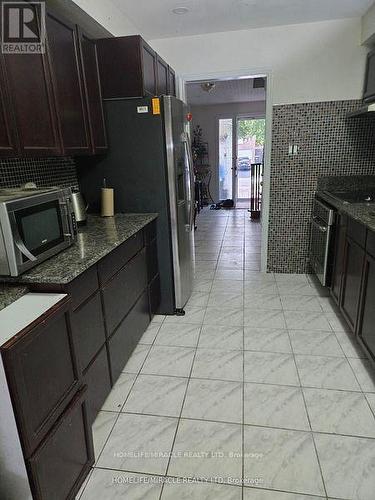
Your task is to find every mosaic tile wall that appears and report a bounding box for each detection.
[267,99,375,273]
[0,157,79,189]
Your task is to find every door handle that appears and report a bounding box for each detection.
[183,133,195,231]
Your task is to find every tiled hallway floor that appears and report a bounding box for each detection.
[78,209,375,500]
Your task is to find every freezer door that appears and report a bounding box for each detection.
[163,96,195,310]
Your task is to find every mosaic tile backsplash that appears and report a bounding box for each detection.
[0,157,78,189]
[267,100,375,273]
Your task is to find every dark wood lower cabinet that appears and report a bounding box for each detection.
[331,214,347,305]
[71,291,106,372]
[340,236,365,331]
[83,346,112,425]
[331,213,375,363]
[358,252,375,359]
[109,291,150,382]
[27,388,93,500]
[3,222,159,499]
[1,298,79,458]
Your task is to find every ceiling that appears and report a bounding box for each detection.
[112,0,373,39]
[186,78,266,105]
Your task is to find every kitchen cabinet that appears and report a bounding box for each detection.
[1,297,80,458]
[330,213,375,362]
[0,6,106,158]
[96,35,177,99]
[168,66,176,96]
[156,55,169,95]
[83,346,112,424]
[77,28,107,154]
[340,234,365,331]
[331,214,347,305]
[357,241,375,360]
[0,48,61,156]
[27,387,93,500]
[0,61,18,155]
[46,11,90,155]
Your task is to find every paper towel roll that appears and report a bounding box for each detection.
[101,188,114,217]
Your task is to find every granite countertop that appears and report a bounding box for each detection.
[5,213,158,286]
[0,284,29,312]
[318,191,375,232]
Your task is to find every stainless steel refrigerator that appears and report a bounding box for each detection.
[78,96,195,315]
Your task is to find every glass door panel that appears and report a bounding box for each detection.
[236,118,265,208]
[218,118,233,200]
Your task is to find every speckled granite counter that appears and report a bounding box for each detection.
[0,284,29,311]
[318,191,375,232]
[4,213,157,285]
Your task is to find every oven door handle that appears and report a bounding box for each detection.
[14,238,37,262]
[311,218,328,233]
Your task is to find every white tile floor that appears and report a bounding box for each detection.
[77,209,375,500]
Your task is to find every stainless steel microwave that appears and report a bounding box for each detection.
[0,187,76,276]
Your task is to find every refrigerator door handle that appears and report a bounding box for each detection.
[183,133,195,231]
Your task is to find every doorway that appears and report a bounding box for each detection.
[218,116,265,209]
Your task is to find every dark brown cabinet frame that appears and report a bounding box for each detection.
[330,213,375,365]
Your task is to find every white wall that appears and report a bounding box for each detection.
[191,101,266,202]
[151,18,366,106]
[362,3,375,46]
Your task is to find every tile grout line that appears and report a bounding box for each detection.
[281,303,329,499]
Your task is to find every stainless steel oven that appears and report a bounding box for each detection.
[0,188,75,276]
[309,197,335,286]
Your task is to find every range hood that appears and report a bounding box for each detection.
[347,102,375,118]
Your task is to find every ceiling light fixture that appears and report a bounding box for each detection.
[172,7,189,15]
[201,82,216,93]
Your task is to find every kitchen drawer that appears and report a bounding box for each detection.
[28,387,93,500]
[145,220,157,245]
[1,298,80,457]
[109,290,150,382]
[149,273,161,315]
[367,230,375,259]
[83,345,111,424]
[147,237,158,283]
[98,231,143,285]
[102,248,147,335]
[70,291,106,372]
[65,266,99,310]
[347,218,367,248]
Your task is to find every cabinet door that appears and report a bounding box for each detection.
[102,248,148,335]
[1,298,80,457]
[156,55,168,95]
[77,28,107,154]
[340,236,365,331]
[168,66,176,96]
[28,388,93,500]
[358,253,375,359]
[1,42,61,155]
[141,42,157,96]
[109,290,150,382]
[0,59,19,156]
[83,346,111,424]
[46,12,90,155]
[331,214,347,305]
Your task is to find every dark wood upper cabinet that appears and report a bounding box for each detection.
[156,55,168,95]
[0,50,62,156]
[96,35,175,99]
[141,40,157,96]
[77,28,107,154]
[0,60,19,155]
[46,11,90,155]
[168,66,176,96]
